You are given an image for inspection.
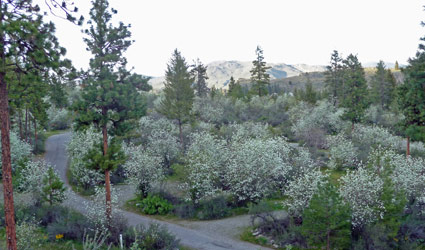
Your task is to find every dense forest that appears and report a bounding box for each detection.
[1,0,425,250]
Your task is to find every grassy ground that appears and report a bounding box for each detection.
[240,227,275,248]
[0,228,86,250]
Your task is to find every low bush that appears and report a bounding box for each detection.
[196,195,230,220]
[124,224,180,249]
[46,207,94,241]
[137,195,173,215]
[173,202,196,219]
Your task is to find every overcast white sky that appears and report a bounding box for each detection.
[43,0,424,76]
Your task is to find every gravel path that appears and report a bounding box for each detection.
[44,132,272,250]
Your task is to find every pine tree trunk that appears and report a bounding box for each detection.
[18,110,22,140]
[28,114,32,146]
[406,136,410,157]
[0,71,18,250]
[327,230,330,250]
[34,118,37,150]
[102,125,112,226]
[178,119,184,151]
[351,121,355,132]
[25,108,28,143]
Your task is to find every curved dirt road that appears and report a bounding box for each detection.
[44,132,271,250]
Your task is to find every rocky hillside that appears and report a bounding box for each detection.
[149,60,326,90]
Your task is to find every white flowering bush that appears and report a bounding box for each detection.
[47,105,71,130]
[327,134,359,170]
[146,130,180,169]
[222,122,271,142]
[283,169,328,217]
[366,146,397,177]
[390,154,425,200]
[184,132,229,203]
[339,167,385,228]
[0,131,32,173]
[16,219,41,250]
[291,100,346,135]
[67,128,103,188]
[123,143,165,197]
[84,185,119,231]
[289,100,347,148]
[138,116,177,138]
[17,160,66,204]
[192,121,215,134]
[352,124,401,151]
[18,160,49,192]
[226,137,293,203]
[192,96,225,124]
[184,131,301,204]
[364,104,403,128]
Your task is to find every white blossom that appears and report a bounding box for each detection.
[283,168,328,216]
[339,167,385,228]
[226,137,293,203]
[327,133,359,170]
[84,185,119,231]
[352,124,401,150]
[123,143,165,197]
[47,106,71,130]
[67,128,103,188]
[184,132,229,202]
[18,160,49,192]
[0,131,32,172]
[390,154,425,200]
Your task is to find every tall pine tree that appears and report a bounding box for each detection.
[370,61,396,110]
[398,47,425,156]
[325,50,344,106]
[191,58,209,97]
[73,0,146,225]
[300,182,351,250]
[158,49,194,149]
[250,46,271,96]
[0,2,79,248]
[341,54,369,130]
[227,76,244,99]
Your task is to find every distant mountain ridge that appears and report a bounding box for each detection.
[148,60,327,90]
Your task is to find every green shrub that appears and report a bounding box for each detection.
[137,195,173,215]
[46,207,94,240]
[173,202,196,219]
[124,224,180,249]
[196,195,230,220]
[248,200,274,215]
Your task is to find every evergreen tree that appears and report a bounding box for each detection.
[325,50,344,106]
[370,61,396,109]
[127,73,152,92]
[398,47,425,155]
[191,58,209,97]
[73,0,146,225]
[341,54,370,129]
[300,182,351,250]
[227,76,244,99]
[41,167,66,206]
[395,61,399,70]
[49,78,68,108]
[48,59,77,109]
[0,2,79,247]
[304,74,317,104]
[250,46,271,96]
[158,49,194,149]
